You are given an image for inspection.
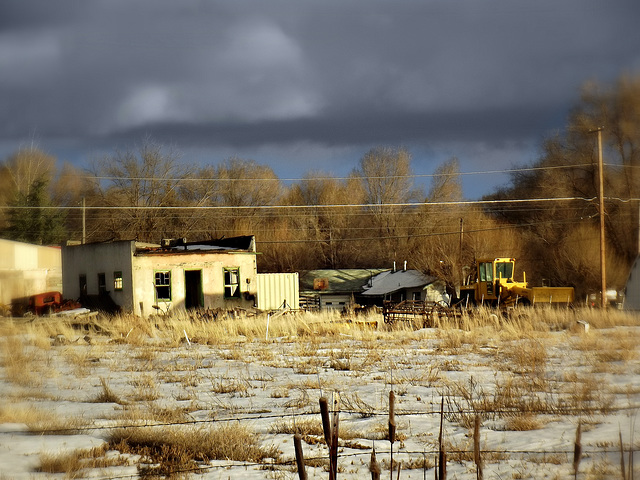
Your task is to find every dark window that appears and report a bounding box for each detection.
[155,271,171,301]
[98,273,106,295]
[224,268,241,298]
[479,263,493,282]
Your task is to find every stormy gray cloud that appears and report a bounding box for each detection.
[1,0,639,197]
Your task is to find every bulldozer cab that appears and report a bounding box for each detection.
[475,258,516,302]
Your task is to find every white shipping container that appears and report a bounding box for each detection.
[256,273,299,311]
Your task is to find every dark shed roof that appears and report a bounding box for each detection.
[361,269,436,296]
[299,269,389,294]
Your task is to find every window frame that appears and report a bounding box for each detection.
[113,271,123,291]
[223,267,241,299]
[154,270,172,301]
[479,262,493,282]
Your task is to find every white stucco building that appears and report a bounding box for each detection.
[62,236,258,316]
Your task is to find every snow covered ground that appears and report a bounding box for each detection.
[1,315,639,479]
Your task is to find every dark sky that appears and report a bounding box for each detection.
[1,0,639,198]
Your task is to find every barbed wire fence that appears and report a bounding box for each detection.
[17,392,639,480]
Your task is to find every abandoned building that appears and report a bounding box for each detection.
[299,269,388,311]
[61,236,259,316]
[360,266,450,305]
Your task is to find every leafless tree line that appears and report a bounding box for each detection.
[2,75,640,298]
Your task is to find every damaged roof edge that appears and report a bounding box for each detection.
[136,235,256,254]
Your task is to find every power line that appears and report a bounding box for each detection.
[80,163,596,183]
[59,203,592,219]
[32,216,595,245]
[0,196,607,210]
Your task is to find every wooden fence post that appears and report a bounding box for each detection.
[330,392,340,480]
[370,445,381,480]
[574,422,582,480]
[474,415,483,480]
[294,433,307,480]
[620,430,626,480]
[438,397,446,480]
[389,389,396,480]
[320,394,340,480]
[320,397,331,446]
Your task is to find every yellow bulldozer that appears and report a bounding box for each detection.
[459,257,574,307]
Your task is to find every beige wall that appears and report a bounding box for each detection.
[0,239,62,309]
[0,238,61,270]
[132,252,258,316]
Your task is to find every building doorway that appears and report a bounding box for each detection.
[184,270,203,309]
[79,274,87,296]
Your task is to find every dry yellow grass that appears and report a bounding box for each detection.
[3,305,637,348]
[0,404,89,433]
[109,422,280,474]
[504,412,546,431]
[0,335,38,386]
[501,338,548,377]
[113,403,192,425]
[38,444,127,478]
[92,377,125,405]
[560,371,615,413]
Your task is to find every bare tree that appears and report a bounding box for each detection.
[196,157,283,240]
[427,157,463,203]
[92,141,189,242]
[0,147,56,196]
[351,146,423,265]
[412,158,469,294]
[283,173,365,269]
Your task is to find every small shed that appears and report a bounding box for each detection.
[360,268,449,305]
[299,269,387,311]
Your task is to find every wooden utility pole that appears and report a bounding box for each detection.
[82,196,86,244]
[591,127,607,308]
[459,217,464,295]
